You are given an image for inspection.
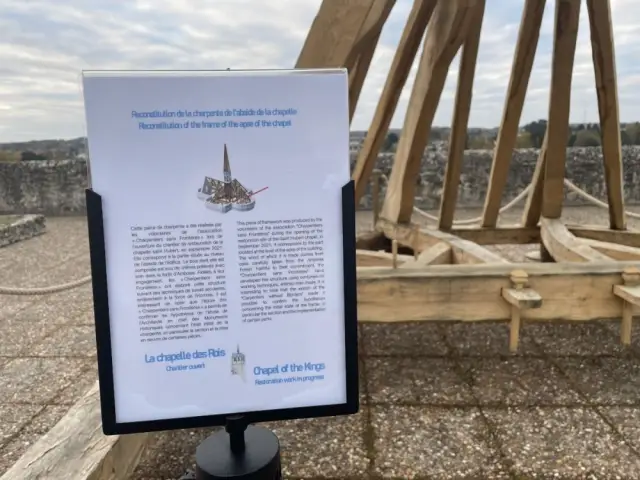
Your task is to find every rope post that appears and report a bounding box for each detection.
[613,267,640,346]
[372,169,381,228]
[391,240,398,269]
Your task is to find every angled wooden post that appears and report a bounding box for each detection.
[482,0,547,228]
[541,0,581,219]
[352,0,438,202]
[379,0,477,225]
[438,0,486,230]
[587,0,626,230]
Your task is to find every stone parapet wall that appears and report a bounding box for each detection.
[1,146,640,215]
[0,160,88,215]
[353,146,640,210]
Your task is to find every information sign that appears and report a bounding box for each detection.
[81,69,358,435]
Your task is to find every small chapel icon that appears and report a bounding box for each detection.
[231,345,246,382]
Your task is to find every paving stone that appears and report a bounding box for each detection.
[459,357,584,406]
[601,407,640,454]
[366,357,474,405]
[0,430,42,477]
[557,357,640,405]
[0,404,41,445]
[371,405,509,479]
[31,325,96,357]
[485,407,640,478]
[528,321,627,357]
[0,357,88,404]
[443,321,538,357]
[134,428,212,479]
[265,410,369,478]
[55,361,98,405]
[0,319,60,356]
[361,322,450,356]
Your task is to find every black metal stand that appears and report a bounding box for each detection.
[195,416,282,479]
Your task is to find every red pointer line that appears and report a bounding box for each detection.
[249,186,269,197]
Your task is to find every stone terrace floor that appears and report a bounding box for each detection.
[1,208,640,478]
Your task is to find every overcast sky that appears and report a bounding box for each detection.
[1,0,639,142]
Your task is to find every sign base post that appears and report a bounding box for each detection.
[195,415,282,479]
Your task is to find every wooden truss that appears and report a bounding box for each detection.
[300,0,640,351]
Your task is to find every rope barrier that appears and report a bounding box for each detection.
[0,276,91,295]
[1,172,637,296]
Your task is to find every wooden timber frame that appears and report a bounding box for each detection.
[300,0,640,352]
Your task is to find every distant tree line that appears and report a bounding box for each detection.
[377,120,640,153]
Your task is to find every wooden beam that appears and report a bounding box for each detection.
[568,225,640,248]
[357,249,414,267]
[379,0,477,224]
[580,238,640,261]
[348,0,396,121]
[540,217,612,262]
[438,0,486,230]
[0,382,147,480]
[399,241,452,267]
[450,225,540,245]
[356,261,640,322]
[295,0,375,70]
[352,0,437,202]
[377,218,509,264]
[521,132,548,227]
[501,269,543,352]
[482,0,547,228]
[587,0,626,230]
[541,0,581,219]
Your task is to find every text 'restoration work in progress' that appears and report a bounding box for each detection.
[82,69,350,424]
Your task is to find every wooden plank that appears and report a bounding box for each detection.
[399,242,452,267]
[438,0,486,230]
[352,0,437,202]
[357,249,414,267]
[377,218,509,264]
[450,225,540,245]
[568,225,640,248]
[348,0,396,121]
[295,0,375,70]
[540,217,612,262]
[541,0,581,219]
[587,0,626,230]
[581,238,640,261]
[0,382,147,480]
[379,0,477,224]
[356,261,640,322]
[482,0,547,227]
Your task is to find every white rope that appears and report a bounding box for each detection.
[2,173,638,296]
[0,275,91,295]
[377,173,640,224]
[563,178,640,219]
[378,173,531,225]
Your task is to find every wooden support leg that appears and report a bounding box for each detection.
[380,0,477,224]
[372,169,381,228]
[352,0,438,202]
[438,0,486,230]
[542,0,581,219]
[587,0,626,230]
[501,270,543,353]
[482,0,547,228]
[613,267,640,346]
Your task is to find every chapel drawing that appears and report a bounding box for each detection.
[197,144,256,213]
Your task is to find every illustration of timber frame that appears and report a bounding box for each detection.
[297,0,640,352]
